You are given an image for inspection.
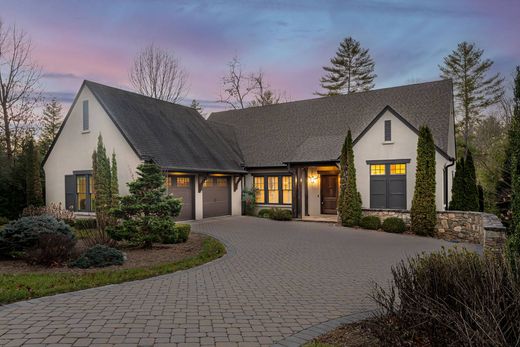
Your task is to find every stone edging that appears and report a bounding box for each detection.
[272,309,377,347]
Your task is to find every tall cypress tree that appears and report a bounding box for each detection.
[411,126,437,236]
[317,37,376,96]
[510,67,520,233]
[463,150,479,211]
[25,138,44,207]
[110,151,119,207]
[450,158,465,210]
[338,130,362,226]
[92,135,117,231]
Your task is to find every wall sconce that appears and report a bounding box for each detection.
[308,175,318,184]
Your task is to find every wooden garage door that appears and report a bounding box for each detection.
[167,176,195,221]
[369,163,407,209]
[203,177,231,218]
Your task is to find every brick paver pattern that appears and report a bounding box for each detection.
[0,216,476,346]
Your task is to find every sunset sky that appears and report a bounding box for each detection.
[2,0,519,114]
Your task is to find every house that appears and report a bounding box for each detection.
[43,79,456,220]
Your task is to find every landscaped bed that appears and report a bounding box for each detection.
[306,320,381,347]
[0,234,225,304]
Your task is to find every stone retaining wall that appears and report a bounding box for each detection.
[362,208,506,253]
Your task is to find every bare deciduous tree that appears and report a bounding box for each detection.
[219,56,287,109]
[129,44,189,103]
[0,20,42,161]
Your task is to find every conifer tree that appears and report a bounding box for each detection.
[440,42,504,155]
[338,130,362,226]
[411,126,436,236]
[463,150,479,211]
[110,151,119,207]
[39,98,63,157]
[190,99,204,116]
[92,135,117,231]
[25,138,43,206]
[509,67,520,233]
[450,158,465,211]
[317,37,376,96]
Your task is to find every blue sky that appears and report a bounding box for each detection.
[2,0,519,113]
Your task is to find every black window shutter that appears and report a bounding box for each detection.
[384,120,391,141]
[65,175,76,211]
[82,100,89,131]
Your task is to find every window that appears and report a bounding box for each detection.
[82,100,89,131]
[282,176,292,204]
[177,177,190,187]
[254,175,292,205]
[390,164,406,175]
[370,164,386,175]
[384,120,391,141]
[203,179,213,187]
[268,177,279,204]
[75,174,95,212]
[217,178,228,187]
[254,176,265,203]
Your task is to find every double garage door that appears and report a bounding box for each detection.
[369,163,407,210]
[167,175,231,220]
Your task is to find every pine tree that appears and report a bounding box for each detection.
[190,99,204,117]
[338,130,362,226]
[108,162,182,248]
[39,98,63,157]
[411,126,437,236]
[25,138,43,206]
[92,135,116,231]
[440,42,504,155]
[463,150,479,211]
[449,158,465,210]
[317,37,376,96]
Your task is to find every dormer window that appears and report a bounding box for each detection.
[82,100,89,131]
[384,120,391,141]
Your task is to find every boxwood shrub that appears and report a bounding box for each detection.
[360,216,381,230]
[72,245,124,268]
[382,217,406,233]
[161,223,191,244]
[270,208,292,221]
[258,208,272,218]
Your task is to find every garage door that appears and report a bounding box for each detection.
[203,177,231,218]
[369,163,407,209]
[167,176,195,221]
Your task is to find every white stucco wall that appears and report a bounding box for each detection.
[44,85,142,208]
[354,110,453,211]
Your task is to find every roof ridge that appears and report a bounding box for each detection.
[209,78,452,116]
[84,79,195,112]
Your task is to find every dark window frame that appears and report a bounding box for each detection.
[73,171,94,212]
[253,174,292,205]
[384,119,391,141]
[82,100,89,131]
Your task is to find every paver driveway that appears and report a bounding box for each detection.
[0,216,477,347]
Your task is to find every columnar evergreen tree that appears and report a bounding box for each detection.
[317,37,376,96]
[463,150,480,211]
[108,162,182,248]
[39,98,63,157]
[25,138,43,206]
[110,151,119,207]
[92,135,117,231]
[338,130,362,226]
[449,159,465,210]
[411,126,437,236]
[509,67,520,233]
[440,41,504,155]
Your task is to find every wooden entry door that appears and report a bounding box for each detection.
[321,175,338,214]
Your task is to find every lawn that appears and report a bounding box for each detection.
[0,236,225,304]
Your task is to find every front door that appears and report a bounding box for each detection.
[321,175,338,214]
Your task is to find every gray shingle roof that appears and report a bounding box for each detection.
[85,81,245,173]
[208,79,454,167]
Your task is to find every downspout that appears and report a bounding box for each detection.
[443,157,456,210]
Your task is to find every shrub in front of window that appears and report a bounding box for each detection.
[107,162,182,248]
[411,126,437,236]
[73,218,97,230]
[22,202,75,226]
[338,130,362,227]
[382,217,406,233]
[269,208,292,221]
[258,208,272,218]
[0,215,76,257]
[162,223,191,244]
[72,244,125,269]
[242,187,257,216]
[360,216,381,230]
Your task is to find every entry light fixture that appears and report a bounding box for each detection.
[308,174,318,184]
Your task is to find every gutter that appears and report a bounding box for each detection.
[443,157,456,210]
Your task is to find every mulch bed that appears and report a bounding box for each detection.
[311,320,381,347]
[0,232,205,274]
